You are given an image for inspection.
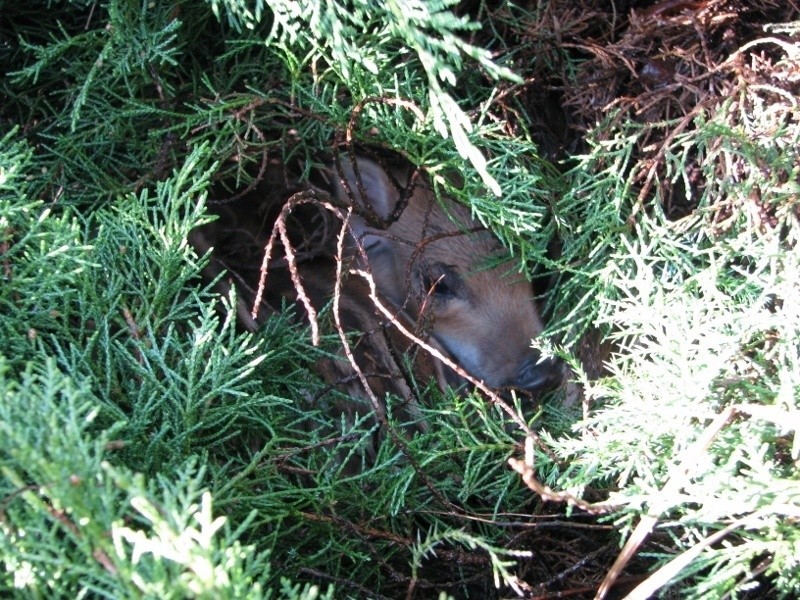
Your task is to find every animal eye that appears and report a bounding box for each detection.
[422,264,464,300]
[432,276,453,297]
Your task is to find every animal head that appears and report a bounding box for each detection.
[331,156,562,393]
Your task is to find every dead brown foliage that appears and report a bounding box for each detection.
[484,0,799,223]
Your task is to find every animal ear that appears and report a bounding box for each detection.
[333,157,396,221]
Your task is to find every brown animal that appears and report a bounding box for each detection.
[331,156,562,393]
[191,155,561,409]
[190,156,563,468]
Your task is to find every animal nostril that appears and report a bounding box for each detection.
[514,355,563,393]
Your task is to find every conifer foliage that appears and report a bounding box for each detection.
[2,1,799,598]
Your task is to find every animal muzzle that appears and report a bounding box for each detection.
[508,354,564,393]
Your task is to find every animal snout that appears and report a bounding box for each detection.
[510,354,563,393]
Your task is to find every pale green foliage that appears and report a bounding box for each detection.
[412,527,533,595]
[542,23,800,597]
[209,0,521,195]
[0,359,323,599]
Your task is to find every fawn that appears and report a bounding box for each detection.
[330,156,562,394]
